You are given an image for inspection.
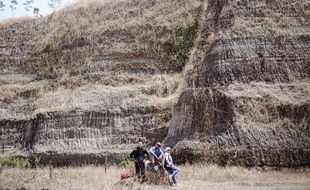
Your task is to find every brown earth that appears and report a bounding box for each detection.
[0,0,309,167]
[164,0,310,167]
[0,0,200,165]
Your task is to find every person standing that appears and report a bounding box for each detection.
[130,142,149,182]
[162,147,180,186]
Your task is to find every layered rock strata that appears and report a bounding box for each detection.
[164,0,310,167]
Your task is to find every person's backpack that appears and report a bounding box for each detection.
[120,172,134,180]
[163,155,169,169]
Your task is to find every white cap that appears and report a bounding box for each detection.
[165,147,171,152]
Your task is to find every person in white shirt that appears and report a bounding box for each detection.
[162,147,180,186]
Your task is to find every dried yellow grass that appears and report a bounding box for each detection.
[1,164,309,190]
[0,0,202,109]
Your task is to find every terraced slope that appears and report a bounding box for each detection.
[164,0,310,167]
[0,0,201,165]
[1,0,309,167]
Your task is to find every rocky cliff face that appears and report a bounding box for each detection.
[164,0,310,167]
[1,110,170,165]
[1,0,309,167]
[0,0,200,165]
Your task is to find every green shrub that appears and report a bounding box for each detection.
[175,18,199,68]
[0,157,30,168]
[0,154,42,168]
[33,154,42,166]
[120,156,134,167]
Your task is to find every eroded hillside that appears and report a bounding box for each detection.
[1,0,309,167]
[0,0,202,164]
[164,0,310,167]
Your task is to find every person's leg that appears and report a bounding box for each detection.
[140,162,146,182]
[135,162,139,175]
[166,167,174,184]
[171,165,180,185]
[150,155,155,167]
[139,161,145,182]
[144,160,150,170]
[136,162,142,179]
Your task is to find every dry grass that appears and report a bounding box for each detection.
[0,0,202,78]
[204,0,309,49]
[0,80,50,103]
[0,70,184,119]
[0,0,202,112]
[1,164,309,190]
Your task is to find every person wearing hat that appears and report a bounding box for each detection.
[162,147,180,186]
[149,142,164,166]
[130,142,149,182]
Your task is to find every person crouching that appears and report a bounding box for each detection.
[163,147,180,186]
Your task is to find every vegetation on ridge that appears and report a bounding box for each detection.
[175,18,199,69]
[0,155,42,168]
[0,0,203,110]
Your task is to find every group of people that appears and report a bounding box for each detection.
[129,141,180,186]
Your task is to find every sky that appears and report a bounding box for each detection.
[0,0,77,20]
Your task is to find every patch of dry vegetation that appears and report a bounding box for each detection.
[1,164,309,190]
[0,80,50,103]
[204,0,310,45]
[0,0,203,115]
[0,0,202,78]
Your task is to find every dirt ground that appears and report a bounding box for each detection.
[1,164,309,190]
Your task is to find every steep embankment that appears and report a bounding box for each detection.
[0,0,202,165]
[1,0,309,167]
[164,0,310,167]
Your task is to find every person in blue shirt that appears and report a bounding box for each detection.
[149,142,164,166]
